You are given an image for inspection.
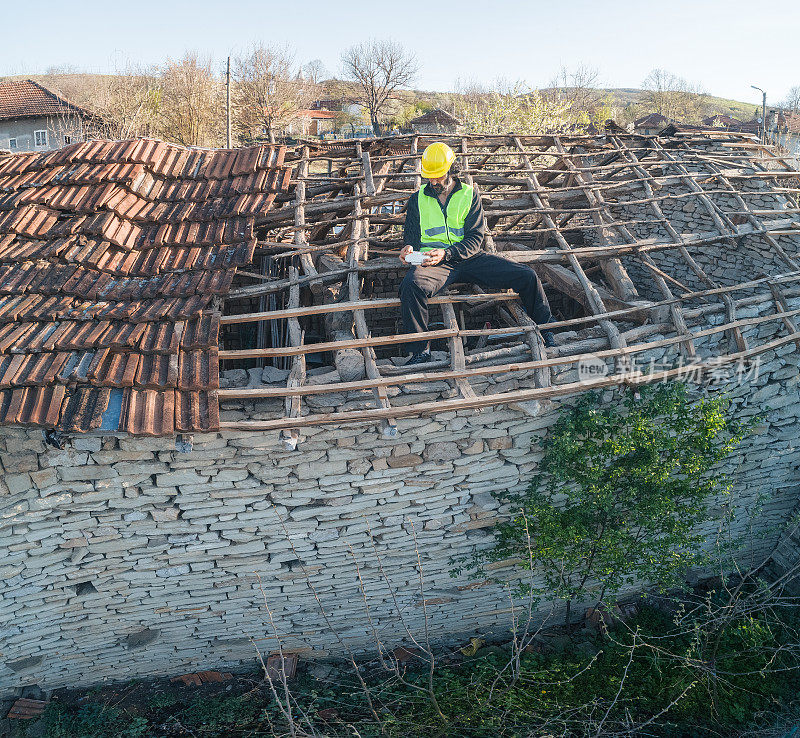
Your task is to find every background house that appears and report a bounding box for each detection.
[632,112,671,135]
[0,79,96,152]
[701,113,740,128]
[774,111,800,159]
[286,108,337,137]
[311,97,362,117]
[701,113,759,135]
[409,108,461,134]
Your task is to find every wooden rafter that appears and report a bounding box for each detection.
[220,131,800,432]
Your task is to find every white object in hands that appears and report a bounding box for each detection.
[404,250,426,265]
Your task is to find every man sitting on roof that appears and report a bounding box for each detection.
[399,142,556,365]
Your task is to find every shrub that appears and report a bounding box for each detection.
[463,382,757,624]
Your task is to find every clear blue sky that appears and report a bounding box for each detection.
[3,0,796,105]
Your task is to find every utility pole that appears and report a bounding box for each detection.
[226,56,232,149]
[751,85,767,144]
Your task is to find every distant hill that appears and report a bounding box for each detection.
[410,85,759,125]
[600,88,759,121]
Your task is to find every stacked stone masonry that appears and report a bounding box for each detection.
[2,300,800,696]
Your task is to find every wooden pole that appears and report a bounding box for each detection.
[226,56,232,149]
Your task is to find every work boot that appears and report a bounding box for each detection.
[406,351,432,366]
[541,330,557,348]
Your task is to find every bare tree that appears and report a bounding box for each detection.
[233,43,319,144]
[158,53,223,147]
[641,68,708,123]
[341,39,419,135]
[80,67,161,139]
[302,59,328,86]
[546,64,604,115]
[453,77,489,107]
[781,85,800,113]
[32,65,160,144]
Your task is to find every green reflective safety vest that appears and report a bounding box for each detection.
[417,184,474,252]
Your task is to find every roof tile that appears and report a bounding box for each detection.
[0,79,95,122]
[0,137,289,434]
[120,388,175,435]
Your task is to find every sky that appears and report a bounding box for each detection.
[2,0,796,105]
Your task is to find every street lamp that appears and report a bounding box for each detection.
[751,85,767,143]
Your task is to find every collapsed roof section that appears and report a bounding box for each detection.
[0,138,290,434]
[219,131,800,439]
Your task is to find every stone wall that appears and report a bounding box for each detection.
[614,174,796,300]
[2,297,800,697]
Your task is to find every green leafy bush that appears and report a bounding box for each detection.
[462,383,756,623]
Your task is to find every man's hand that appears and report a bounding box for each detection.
[421,248,445,267]
[399,245,413,263]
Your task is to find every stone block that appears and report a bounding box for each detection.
[59,465,117,485]
[156,564,191,578]
[5,473,31,495]
[471,492,499,511]
[309,528,340,543]
[5,655,43,673]
[262,366,290,384]
[220,369,248,388]
[71,437,103,452]
[118,437,170,453]
[113,461,168,478]
[124,628,160,649]
[335,350,366,382]
[60,537,89,549]
[423,442,460,464]
[41,449,90,468]
[305,393,346,409]
[246,367,264,387]
[387,454,423,469]
[29,468,58,489]
[156,470,210,487]
[462,440,484,455]
[213,469,250,483]
[296,459,348,480]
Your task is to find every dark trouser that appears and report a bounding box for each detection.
[400,252,552,355]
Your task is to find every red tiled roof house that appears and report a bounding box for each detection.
[0,79,96,153]
[286,109,338,137]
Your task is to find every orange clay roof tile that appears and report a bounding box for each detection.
[0,137,290,433]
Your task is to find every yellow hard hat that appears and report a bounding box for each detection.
[420,142,456,179]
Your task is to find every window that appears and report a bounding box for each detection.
[34,130,48,148]
[8,138,17,150]
[64,135,71,145]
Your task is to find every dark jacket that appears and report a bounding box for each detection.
[402,177,486,263]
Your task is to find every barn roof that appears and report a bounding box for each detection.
[217,130,800,440]
[0,129,799,438]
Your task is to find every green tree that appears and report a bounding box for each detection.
[470,382,756,626]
